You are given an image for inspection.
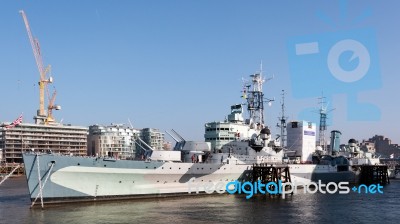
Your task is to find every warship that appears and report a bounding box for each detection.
[23,69,357,205]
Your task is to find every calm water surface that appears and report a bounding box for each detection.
[1,177,399,224]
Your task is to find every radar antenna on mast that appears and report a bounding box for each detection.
[318,93,335,152]
[277,90,288,147]
[242,62,274,129]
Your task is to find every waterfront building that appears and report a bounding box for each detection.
[140,128,165,150]
[367,135,399,157]
[87,124,140,159]
[0,123,88,163]
[360,140,376,153]
[163,141,172,150]
[88,125,166,160]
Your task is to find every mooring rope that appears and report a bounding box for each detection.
[30,155,55,209]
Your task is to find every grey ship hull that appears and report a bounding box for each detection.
[23,153,355,204]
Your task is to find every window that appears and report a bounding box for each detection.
[292,122,298,128]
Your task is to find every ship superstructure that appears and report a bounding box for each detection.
[204,104,254,151]
[205,71,276,153]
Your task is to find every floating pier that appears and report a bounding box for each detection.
[358,165,390,185]
[252,163,292,196]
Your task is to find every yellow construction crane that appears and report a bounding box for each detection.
[45,88,61,124]
[19,10,60,124]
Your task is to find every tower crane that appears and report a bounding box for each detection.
[19,10,60,124]
[46,88,61,124]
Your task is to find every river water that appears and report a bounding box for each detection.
[0,177,399,224]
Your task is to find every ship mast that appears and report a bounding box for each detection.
[318,94,334,152]
[244,63,273,129]
[277,90,288,147]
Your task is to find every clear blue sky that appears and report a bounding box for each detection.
[0,0,398,145]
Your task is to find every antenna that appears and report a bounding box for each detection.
[277,90,288,147]
[241,63,274,128]
[317,93,335,152]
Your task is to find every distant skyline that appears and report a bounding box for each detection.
[1,0,399,144]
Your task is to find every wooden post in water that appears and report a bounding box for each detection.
[359,165,390,185]
[252,163,292,196]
